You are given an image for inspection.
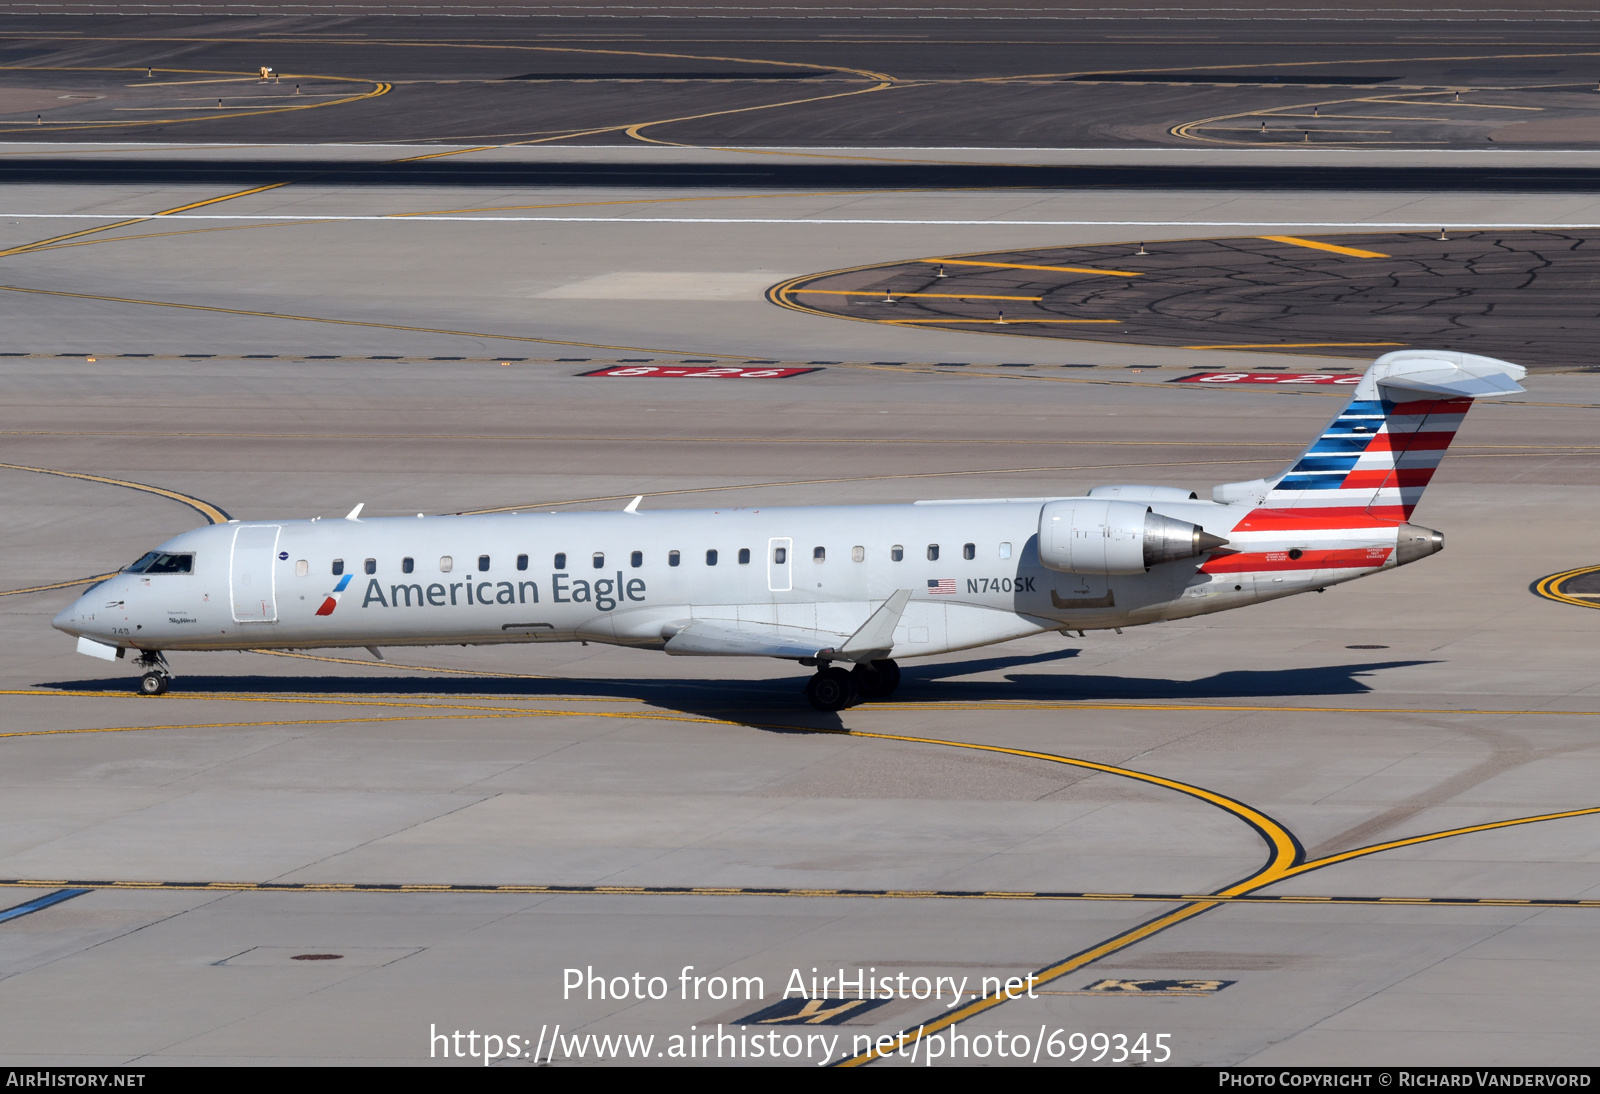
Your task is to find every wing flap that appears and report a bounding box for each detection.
[662,619,843,660]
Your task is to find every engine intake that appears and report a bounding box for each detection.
[1039,499,1228,575]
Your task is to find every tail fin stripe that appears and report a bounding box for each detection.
[1343,468,1436,489]
[1363,431,1458,453]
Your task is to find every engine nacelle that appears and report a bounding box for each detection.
[1039,499,1228,575]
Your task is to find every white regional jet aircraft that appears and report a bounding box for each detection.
[54,350,1524,710]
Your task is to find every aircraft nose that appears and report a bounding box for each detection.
[51,600,81,634]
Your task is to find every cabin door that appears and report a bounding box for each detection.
[230,524,281,623]
[767,537,793,593]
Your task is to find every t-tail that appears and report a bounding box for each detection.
[1222,351,1526,523]
[1207,351,1526,579]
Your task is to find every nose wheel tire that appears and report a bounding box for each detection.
[138,672,169,696]
[851,659,901,701]
[805,666,857,712]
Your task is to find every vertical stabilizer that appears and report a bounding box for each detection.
[1251,351,1525,522]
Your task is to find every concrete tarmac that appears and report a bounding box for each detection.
[3,147,1600,1066]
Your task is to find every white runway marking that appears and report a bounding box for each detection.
[0,213,1596,228]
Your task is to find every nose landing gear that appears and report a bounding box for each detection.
[804,659,900,711]
[134,651,172,696]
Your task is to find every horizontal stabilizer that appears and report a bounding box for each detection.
[1360,350,1526,401]
[662,620,843,660]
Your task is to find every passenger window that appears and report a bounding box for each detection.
[963,543,976,561]
[773,546,786,565]
[295,559,308,577]
[707,549,718,566]
[891,545,904,562]
[332,558,344,576]
[738,548,750,565]
[365,558,377,575]
[554,552,566,570]
[593,552,605,569]
[813,546,825,562]
[440,555,453,573]
[516,554,528,571]
[478,555,490,572]
[999,542,1012,560]
[852,546,865,563]
[402,557,414,574]
[927,544,939,561]
[669,550,680,567]
[631,551,643,568]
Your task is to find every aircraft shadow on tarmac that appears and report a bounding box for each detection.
[39,652,1436,729]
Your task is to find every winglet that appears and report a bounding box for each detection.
[838,589,913,661]
[344,503,364,521]
[624,495,643,514]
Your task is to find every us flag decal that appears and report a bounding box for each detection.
[928,578,956,594]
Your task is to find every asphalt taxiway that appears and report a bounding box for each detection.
[4,143,1600,1065]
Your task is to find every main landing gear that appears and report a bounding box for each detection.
[804,659,900,712]
[135,651,172,696]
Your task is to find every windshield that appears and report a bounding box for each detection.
[124,552,193,575]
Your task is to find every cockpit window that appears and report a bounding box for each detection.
[124,552,193,575]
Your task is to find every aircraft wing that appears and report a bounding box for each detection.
[662,620,845,660]
[661,591,914,663]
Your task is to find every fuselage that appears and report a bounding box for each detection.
[52,495,1427,661]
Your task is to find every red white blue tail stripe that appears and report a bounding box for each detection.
[1260,395,1472,522]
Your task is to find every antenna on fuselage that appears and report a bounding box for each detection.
[344,503,364,521]
[623,495,643,514]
